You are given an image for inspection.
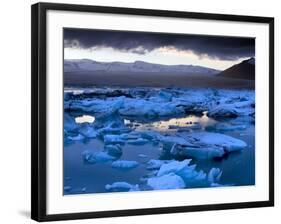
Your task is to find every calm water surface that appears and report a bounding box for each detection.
[64,112,255,195]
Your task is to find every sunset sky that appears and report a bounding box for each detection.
[64,28,255,70]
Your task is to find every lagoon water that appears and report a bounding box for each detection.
[64,108,255,195]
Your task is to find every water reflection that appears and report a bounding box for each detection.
[127,113,217,132]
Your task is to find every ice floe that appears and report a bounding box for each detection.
[79,124,97,138]
[82,150,116,164]
[103,134,126,145]
[208,168,223,183]
[67,134,85,141]
[146,159,222,189]
[105,182,140,192]
[104,144,122,157]
[157,159,192,177]
[111,160,139,170]
[186,132,247,152]
[64,87,253,193]
[127,138,149,145]
[65,88,254,120]
[147,173,186,190]
[146,159,171,170]
[170,144,225,160]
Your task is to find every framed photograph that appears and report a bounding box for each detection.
[31,2,274,222]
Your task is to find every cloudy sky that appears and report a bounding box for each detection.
[64,28,255,70]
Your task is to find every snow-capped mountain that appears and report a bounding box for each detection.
[64,59,220,75]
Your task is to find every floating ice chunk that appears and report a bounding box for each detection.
[105,182,139,192]
[169,124,201,132]
[150,159,219,187]
[160,135,194,151]
[170,144,225,160]
[208,100,254,118]
[150,91,173,103]
[118,99,156,117]
[68,96,125,113]
[64,114,78,131]
[103,134,125,144]
[120,132,141,140]
[75,115,95,123]
[180,168,207,186]
[68,134,85,141]
[111,160,139,170]
[188,132,247,152]
[146,159,172,170]
[208,105,239,118]
[139,131,162,141]
[147,173,186,190]
[82,150,115,164]
[127,138,149,145]
[94,110,125,127]
[104,144,122,157]
[157,159,192,177]
[79,124,97,138]
[207,168,223,183]
[118,98,184,118]
[160,136,194,146]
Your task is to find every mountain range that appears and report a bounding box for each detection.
[64,59,220,75]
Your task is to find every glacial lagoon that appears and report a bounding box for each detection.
[63,87,255,195]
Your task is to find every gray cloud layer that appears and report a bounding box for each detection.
[64,28,255,61]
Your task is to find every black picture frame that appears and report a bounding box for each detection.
[31,2,274,222]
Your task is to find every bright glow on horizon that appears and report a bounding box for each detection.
[64,47,248,70]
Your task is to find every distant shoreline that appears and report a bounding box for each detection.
[64,72,255,90]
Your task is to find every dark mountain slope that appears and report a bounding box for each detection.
[218,58,255,80]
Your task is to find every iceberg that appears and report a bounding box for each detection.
[111,160,139,170]
[104,144,122,157]
[94,109,125,129]
[187,132,247,152]
[208,100,254,118]
[119,132,141,140]
[118,98,184,118]
[64,113,79,132]
[157,159,192,177]
[82,150,115,164]
[103,134,126,144]
[105,182,139,192]
[149,91,173,103]
[147,173,186,190]
[67,134,85,141]
[160,135,195,151]
[147,159,222,188]
[170,144,225,160]
[207,168,223,183]
[146,159,172,170]
[127,138,149,145]
[79,124,97,138]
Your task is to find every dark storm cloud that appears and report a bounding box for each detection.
[64,28,255,60]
